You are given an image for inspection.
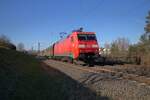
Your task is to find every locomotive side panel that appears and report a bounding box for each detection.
[70,32,79,59]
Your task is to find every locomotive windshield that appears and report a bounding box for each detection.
[77,34,97,41]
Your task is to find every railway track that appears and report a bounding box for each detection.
[44,60,150,99]
[44,59,150,86]
[75,64,150,86]
[48,60,150,86]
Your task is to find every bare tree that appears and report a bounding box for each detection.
[103,42,111,55]
[104,42,110,49]
[0,34,11,43]
[110,37,130,57]
[17,43,25,51]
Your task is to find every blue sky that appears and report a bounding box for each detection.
[0,0,150,50]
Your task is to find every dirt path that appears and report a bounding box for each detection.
[44,60,150,100]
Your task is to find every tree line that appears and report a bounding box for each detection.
[107,11,150,66]
[0,34,24,51]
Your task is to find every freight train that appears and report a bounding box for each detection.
[41,30,99,66]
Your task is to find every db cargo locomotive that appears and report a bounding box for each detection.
[43,31,99,65]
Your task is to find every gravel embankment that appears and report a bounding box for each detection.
[44,60,150,100]
[96,64,150,77]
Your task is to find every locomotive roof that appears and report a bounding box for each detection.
[55,31,96,44]
[73,32,95,35]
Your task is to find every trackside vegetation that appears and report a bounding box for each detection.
[109,11,150,66]
[0,48,67,100]
[0,48,98,100]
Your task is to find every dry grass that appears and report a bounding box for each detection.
[0,48,101,100]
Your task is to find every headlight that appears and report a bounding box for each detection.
[78,44,85,48]
[92,44,98,48]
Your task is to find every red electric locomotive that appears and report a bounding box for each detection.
[49,31,99,65]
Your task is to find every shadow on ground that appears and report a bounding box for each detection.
[42,63,110,100]
[0,48,109,100]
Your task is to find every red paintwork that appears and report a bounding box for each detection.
[54,32,99,59]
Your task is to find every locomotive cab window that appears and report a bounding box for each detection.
[87,34,96,40]
[77,34,86,40]
[77,34,96,41]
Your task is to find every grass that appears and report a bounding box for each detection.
[0,48,70,100]
[0,48,111,100]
